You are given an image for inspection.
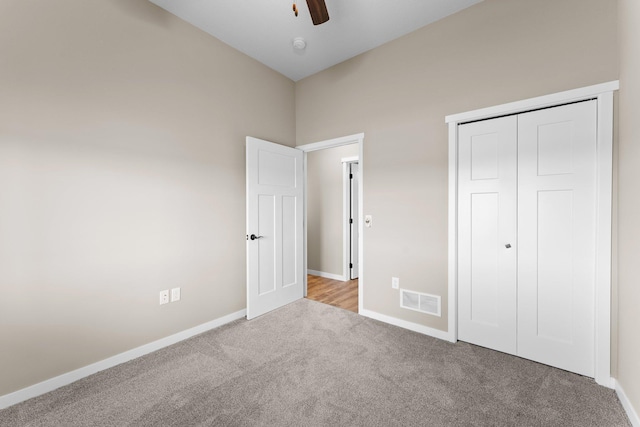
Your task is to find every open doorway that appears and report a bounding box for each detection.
[298,134,364,313]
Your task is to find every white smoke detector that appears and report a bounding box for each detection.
[293,37,306,50]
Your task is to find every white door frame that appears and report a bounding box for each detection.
[445,81,618,388]
[298,133,365,313]
[342,157,359,281]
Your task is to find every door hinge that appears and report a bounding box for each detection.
[350,218,353,224]
[350,173,353,179]
[350,263,353,268]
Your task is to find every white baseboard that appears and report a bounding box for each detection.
[601,376,616,390]
[616,380,640,427]
[307,269,346,281]
[359,308,453,342]
[0,309,246,410]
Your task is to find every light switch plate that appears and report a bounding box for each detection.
[171,287,181,302]
[365,215,373,228]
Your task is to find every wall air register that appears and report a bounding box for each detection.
[400,289,441,317]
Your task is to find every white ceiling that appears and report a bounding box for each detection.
[149,0,482,81]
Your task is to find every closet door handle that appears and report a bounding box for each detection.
[505,243,512,249]
[249,234,263,241]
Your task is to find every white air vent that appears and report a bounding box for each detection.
[400,289,441,317]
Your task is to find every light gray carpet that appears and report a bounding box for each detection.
[0,299,630,426]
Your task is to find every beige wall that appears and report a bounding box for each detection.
[0,0,295,396]
[296,0,618,332]
[307,144,359,276]
[617,0,640,416]
[2,0,632,410]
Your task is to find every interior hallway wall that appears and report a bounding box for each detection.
[0,0,295,396]
[295,0,618,332]
[307,144,359,277]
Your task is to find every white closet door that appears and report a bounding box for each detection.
[517,100,597,377]
[458,116,518,355]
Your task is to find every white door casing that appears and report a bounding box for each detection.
[341,156,360,283]
[246,137,304,320]
[350,163,359,280]
[517,100,597,376]
[299,133,365,312]
[457,116,518,355]
[447,81,617,386]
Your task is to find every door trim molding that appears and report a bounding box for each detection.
[445,81,619,124]
[343,159,359,281]
[297,134,364,153]
[298,133,365,313]
[445,81,619,387]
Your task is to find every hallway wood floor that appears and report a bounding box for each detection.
[306,274,358,313]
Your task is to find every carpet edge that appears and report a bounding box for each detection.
[0,309,246,410]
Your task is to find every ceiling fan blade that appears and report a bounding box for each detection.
[306,0,329,25]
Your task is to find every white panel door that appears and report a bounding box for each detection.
[350,163,359,280]
[457,116,518,355]
[246,137,304,320]
[517,100,597,376]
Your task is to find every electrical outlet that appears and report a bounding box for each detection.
[159,290,169,305]
[392,277,400,289]
[171,287,181,302]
